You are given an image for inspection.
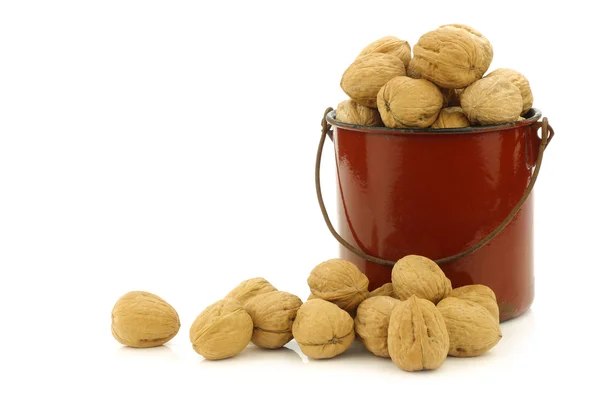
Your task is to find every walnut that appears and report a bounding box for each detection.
[437,297,502,357]
[388,295,449,371]
[391,255,452,304]
[292,299,355,359]
[450,284,499,322]
[412,24,493,88]
[244,291,303,349]
[461,75,523,125]
[377,76,443,128]
[358,36,411,69]
[336,99,383,126]
[189,299,253,360]
[225,277,277,306]
[486,68,533,115]
[341,53,406,108]
[431,107,470,129]
[354,296,401,357]
[111,291,180,348]
[307,259,369,313]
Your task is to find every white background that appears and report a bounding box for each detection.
[1,1,598,399]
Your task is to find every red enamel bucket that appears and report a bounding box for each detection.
[316,107,554,321]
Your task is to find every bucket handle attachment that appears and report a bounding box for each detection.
[316,107,554,267]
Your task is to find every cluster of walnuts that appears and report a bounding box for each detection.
[111,255,502,372]
[337,24,534,129]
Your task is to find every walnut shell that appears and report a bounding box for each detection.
[292,299,355,359]
[486,68,533,115]
[412,24,493,88]
[111,291,180,348]
[450,284,499,322]
[368,282,398,299]
[461,75,523,125]
[406,58,422,79]
[388,295,449,371]
[358,36,411,69]
[377,76,443,128]
[225,277,277,306]
[336,99,383,127]
[431,107,470,129]
[341,53,406,108]
[437,297,502,357]
[189,298,253,360]
[354,296,402,357]
[244,291,303,349]
[391,255,452,303]
[307,259,369,313]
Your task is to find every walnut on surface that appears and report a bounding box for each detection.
[244,291,303,349]
[437,297,502,357]
[292,299,355,359]
[354,296,402,357]
[189,298,253,360]
[391,255,452,304]
[307,258,369,314]
[387,295,449,371]
[225,277,277,307]
[111,291,180,348]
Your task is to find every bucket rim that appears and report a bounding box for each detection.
[327,107,542,135]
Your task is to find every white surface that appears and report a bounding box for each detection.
[1,1,599,399]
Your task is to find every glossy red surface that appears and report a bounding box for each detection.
[332,120,541,321]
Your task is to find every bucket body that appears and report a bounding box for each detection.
[329,110,544,321]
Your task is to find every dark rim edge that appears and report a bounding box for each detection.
[327,108,543,135]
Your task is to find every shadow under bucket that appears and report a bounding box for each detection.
[316,107,554,321]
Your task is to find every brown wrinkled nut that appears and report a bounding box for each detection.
[461,75,523,125]
[406,58,422,79]
[307,293,318,301]
[292,299,355,359]
[388,295,449,371]
[412,24,493,88]
[368,282,398,299]
[340,53,406,108]
[244,291,303,349]
[354,296,402,357]
[377,76,443,128]
[336,99,383,127]
[450,284,499,322]
[189,298,253,360]
[225,277,277,306]
[307,259,369,313]
[111,291,180,348]
[391,255,452,304]
[431,107,470,129]
[358,36,411,69]
[486,68,533,115]
[437,297,502,357]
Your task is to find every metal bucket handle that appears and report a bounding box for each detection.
[316,106,554,267]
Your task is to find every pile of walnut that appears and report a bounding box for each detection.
[337,24,533,129]
[111,255,502,372]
